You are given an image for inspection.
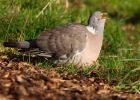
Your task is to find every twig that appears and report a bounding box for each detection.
[36,2,50,18]
[121,59,140,61]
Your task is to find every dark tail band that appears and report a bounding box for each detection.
[3,40,37,49]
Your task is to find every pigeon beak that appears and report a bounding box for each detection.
[101,12,109,20]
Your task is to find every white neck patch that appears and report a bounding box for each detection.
[86,26,96,35]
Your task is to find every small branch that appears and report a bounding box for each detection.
[36,2,50,18]
[121,59,140,61]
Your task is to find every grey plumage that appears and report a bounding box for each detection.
[37,24,87,59]
[3,11,107,66]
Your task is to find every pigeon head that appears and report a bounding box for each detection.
[88,11,107,34]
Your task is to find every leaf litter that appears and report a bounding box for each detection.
[0,58,140,100]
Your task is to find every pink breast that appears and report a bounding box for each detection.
[79,33,103,66]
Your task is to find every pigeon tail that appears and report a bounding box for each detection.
[3,40,37,49]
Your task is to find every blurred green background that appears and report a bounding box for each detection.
[0,0,140,92]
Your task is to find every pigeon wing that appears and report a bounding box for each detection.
[36,23,87,60]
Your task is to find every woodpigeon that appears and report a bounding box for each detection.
[4,11,107,66]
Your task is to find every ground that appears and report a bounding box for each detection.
[0,0,140,99]
[0,57,140,100]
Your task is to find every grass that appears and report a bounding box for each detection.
[0,0,140,93]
